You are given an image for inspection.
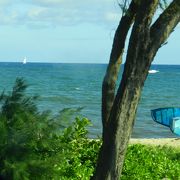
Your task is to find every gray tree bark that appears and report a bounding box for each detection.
[102,0,138,129]
[92,0,180,179]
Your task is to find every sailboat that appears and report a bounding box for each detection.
[23,57,27,64]
[151,107,180,136]
[148,69,159,74]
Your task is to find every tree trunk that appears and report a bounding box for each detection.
[102,0,138,129]
[92,0,180,179]
[94,61,149,179]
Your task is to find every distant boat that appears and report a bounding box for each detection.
[151,107,180,136]
[148,69,159,74]
[23,57,27,64]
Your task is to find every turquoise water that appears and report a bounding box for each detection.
[0,62,179,138]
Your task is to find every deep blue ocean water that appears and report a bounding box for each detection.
[0,62,179,138]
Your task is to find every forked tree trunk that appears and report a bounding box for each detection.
[102,0,138,129]
[92,0,180,179]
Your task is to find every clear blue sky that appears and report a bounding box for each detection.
[0,0,179,64]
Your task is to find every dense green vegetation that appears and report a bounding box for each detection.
[0,78,179,179]
[122,145,180,180]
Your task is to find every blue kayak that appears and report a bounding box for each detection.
[151,107,180,136]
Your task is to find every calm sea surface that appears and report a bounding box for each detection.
[0,62,179,138]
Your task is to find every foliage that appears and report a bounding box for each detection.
[122,144,180,180]
[56,118,101,179]
[0,78,60,179]
[0,78,179,179]
[56,139,180,180]
[0,78,98,179]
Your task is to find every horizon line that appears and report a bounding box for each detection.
[0,61,180,66]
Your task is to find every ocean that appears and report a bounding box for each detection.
[0,62,179,138]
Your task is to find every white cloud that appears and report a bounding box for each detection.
[0,0,121,28]
[105,12,120,22]
[27,7,48,19]
[0,9,20,25]
[0,0,10,6]
[31,0,64,6]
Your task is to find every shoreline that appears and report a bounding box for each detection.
[129,138,180,148]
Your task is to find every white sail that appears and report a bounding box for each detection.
[23,57,27,64]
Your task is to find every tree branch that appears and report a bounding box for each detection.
[102,0,138,129]
[150,0,180,55]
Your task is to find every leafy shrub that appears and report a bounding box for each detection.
[0,78,62,179]
[57,117,101,179]
[122,144,180,180]
[0,78,101,179]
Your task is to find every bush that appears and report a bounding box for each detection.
[0,78,62,179]
[122,144,180,180]
[56,117,101,179]
[0,78,98,179]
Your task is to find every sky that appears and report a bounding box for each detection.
[0,0,179,64]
